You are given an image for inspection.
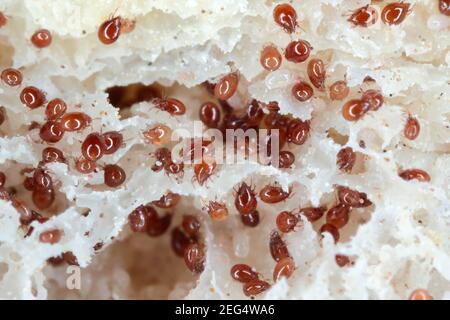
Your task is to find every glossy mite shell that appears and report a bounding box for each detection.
[241,211,260,227]
[299,207,326,222]
[273,257,295,282]
[234,182,257,215]
[81,133,104,161]
[320,223,340,243]
[381,2,411,25]
[399,169,431,182]
[61,112,91,131]
[156,98,186,115]
[214,73,239,100]
[45,99,67,120]
[143,124,172,145]
[31,29,52,48]
[243,280,271,297]
[269,231,290,262]
[75,158,96,174]
[278,151,295,168]
[182,215,201,237]
[337,186,372,208]
[171,227,194,257]
[285,40,312,63]
[404,116,420,140]
[230,264,259,283]
[361,90,384,111]
[42,147,65,163]
[342,99,369,121]
[273,3,297,33]
[335,254,351,267]
[199,102,221,128]
[260,45,283,71]
[329,81,349,101]
[194,159,216,186]
[39,120,64,143]
[348,5,378,27]
[102,131,123,154]
[98,17,121,45]
[184,243,205,274]
[440,0,450,16]
[20,86,46,109]
[128,205,149,232]
[152,192,181,209]
[307,59,326,90]
[288,119,310,145]
[259,185,290,204]
[39,229,61,244]
[32,188,55,210]
[292,81,314,102]
[104,164,126,187]
[409,289,433,300]
[336,147,356,173]
[326,204,351,229]
[1,68,22,87]
[276,211,299,233]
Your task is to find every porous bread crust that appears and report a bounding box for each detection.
[0,0,449,299]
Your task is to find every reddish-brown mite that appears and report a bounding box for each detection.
[399,169,431,182]
[320,223,340,243]
[273,257,295,282]
[33,169,53,191]
[81,133,105,161]
[0,172,5,188]
[269,231,290,262]
[326,204,351,229]
[104,164,126,187]
[259,184,291,204]
[381,2,411,25]
[199,102,221,128]
[278,150,295,168]
[152,192,181,209]
[32,188,55,210]
[241,210,260,227]
[1,68,22,87]
[329,81,350,101]
[243,280,271,297]
[348,5,378,27]
[152,147,172,172]
[164,161,184,176]
[12,199,33,224]
[276,211,299,233]
[39,120,64,143]
[234,182,257,215]
[273,3,297,33]
[147,211,172,237]
[45,98,67,120]
[206,201,229,221]
[288,119,310,145]
[184,243,205,274]
[23,177,35,191]
[299,207,326,222]
[337,186,372,208]
[260,45,283,71]
[307,59,326,90]
[39,229,61,244]
[98,16,121,45]
[245,101,265,126]
[20,86,46,109]
[409,289,433,300]
[155,98,186,115]
[285,40,312,63]
[171,227,195,257]
[0,12,6,27]
[336,147,356,173]
[31,29,52,48]
[342,99,370,121]
[214,73,239,101]
[182,214,201,237]
[361,90,384,111]
[194,158,216,186]
[128,205,149,232]
[404,116,420,140]
[335,254,351,267]
[440,0,450,16]
[292,81,314,102]
[60,112,91,132]
[75,158,96,174]
[143,124,172,145]
[102,131,123,154]
[230,264,259,283]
